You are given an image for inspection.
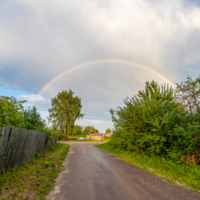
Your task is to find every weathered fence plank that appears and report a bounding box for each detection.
[0,127,13,175]
[0,127,8,172]
[5,128,20,173]
[0,126,52,176]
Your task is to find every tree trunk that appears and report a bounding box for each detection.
[64,126,66,135]
[64,119,68,140]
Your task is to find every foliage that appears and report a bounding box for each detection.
[176,75,200,113]
[72,125,83,136]
[105,128,111,133]
[0,96,26,127]
[56,133,66,140]
[0,96,54,144]
[83,125,99,135]
[21,106,46,131]
[48,90,84,136]
[109,79,200,164]
[52,123,64,133]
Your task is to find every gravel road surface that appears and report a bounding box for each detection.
[46,142,200,200]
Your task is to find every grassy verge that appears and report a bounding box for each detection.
[0,143,70,200]
[97,142,200,192]
[66,140,102,142]
[68,135,79,138]
[59,137,111,143]
[63,140,108,142]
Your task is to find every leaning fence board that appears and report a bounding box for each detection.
[0,127,13,175]
[10,128,25,170]
[0,126,55,176]
[18,129,29,165]
[0,127,7,170]
[18,129,29,164]
[4,128,19,173]
[12,129,25,168]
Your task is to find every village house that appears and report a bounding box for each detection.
[86,133,104,141]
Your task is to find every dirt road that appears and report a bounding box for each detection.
[46,142,200,200]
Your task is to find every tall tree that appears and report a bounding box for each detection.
[48,90,84,136]
[176,75,200,113]
[83,126,99,134]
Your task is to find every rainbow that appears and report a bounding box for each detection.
[38,59,176,95]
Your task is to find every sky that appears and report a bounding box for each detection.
[0,0,200,132]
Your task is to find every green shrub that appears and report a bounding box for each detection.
[109,80,200,164]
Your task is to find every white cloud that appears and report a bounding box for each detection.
[17,94,49,103]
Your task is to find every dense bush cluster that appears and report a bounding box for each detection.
[110,76,200,164]
[0,96,51,134]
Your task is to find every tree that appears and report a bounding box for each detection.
[83,126,99,135]
[72,125,83,136]
[74,125,83,132]
[91,128,99,133]
[110,80,180,155]
[0,96,26,127]
[176,75,200,113]
[22,106,46,131]
[138,80,175,103]
[52,123,64,133]
[48,90,84,136]
[109,78,200,164]
[105,128,111,133]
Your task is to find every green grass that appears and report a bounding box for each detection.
[68,135,80,138]
[65,139,110,142]
[0,143,70,200]
[97,142,200,192]
[59,136,111,143]
[65,140,105,142]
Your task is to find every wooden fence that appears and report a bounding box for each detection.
[0,126,54,175]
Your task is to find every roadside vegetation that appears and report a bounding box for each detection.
[64,136,111,142]
[97,75,200,191]
[0,96,51,134]
[109,75,200,164]
[0,143,69,200]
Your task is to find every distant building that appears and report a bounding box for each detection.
[86,133,112,140]
[86,133,104,141]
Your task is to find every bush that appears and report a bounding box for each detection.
[56,133,66,140]
[109,80,200,164]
